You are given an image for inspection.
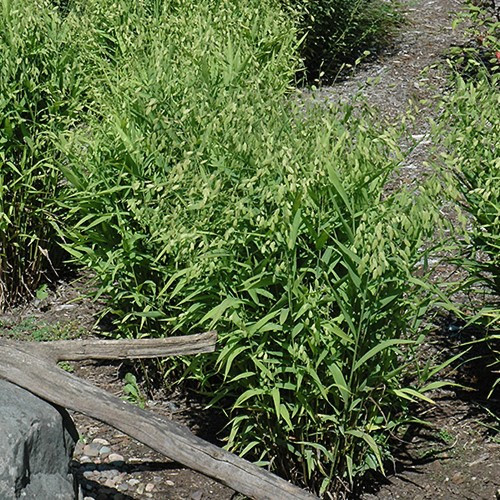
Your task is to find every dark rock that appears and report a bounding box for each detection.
[0,380,79,499]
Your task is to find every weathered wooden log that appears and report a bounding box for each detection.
[31,331,217,362]
[0,339,317,500]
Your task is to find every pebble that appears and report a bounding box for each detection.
[83,443,100,457]
[74,437,184,499]
[104,479,116,489]
[102,469,119,479]
[108,453,125,464]
[190,490,203,500]
[93,438,110,446]
[74,441,85,455]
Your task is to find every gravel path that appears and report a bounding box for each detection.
[313,0,465,120]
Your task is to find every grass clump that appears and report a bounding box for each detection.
[54,0,441,494]
[448,3,499,81]
[433,71,499,397]
[434,5,499,397]
[0,0,86,309]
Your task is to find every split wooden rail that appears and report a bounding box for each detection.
[0,333,317,500]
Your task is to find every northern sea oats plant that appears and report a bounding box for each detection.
[0,0,87,308]
[433,72,499,398]
[55,0,442,494]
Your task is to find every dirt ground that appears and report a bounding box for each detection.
[1,0,499,499]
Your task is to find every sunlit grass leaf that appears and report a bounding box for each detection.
[393,388,435,404]
[353,339,415,372]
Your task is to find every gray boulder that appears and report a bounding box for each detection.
[0,379,78,499]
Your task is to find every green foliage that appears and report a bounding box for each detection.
[0,0,442,494]
[57,361,75,373]
[439,75,499,298]
[123,372,146,409]
[448,3,499,80]
[281,0,401,81]
[434,69,499,396]
[0,0,87,309]
[51,1,440,493]
[0,316,85,341]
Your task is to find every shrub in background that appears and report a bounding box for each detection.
[0,0,87,309]
[282,0,401,81]
[447,3,499,80]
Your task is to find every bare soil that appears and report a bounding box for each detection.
[1,1,499,499]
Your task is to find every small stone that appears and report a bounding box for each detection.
[82,471,96,480]
[165,480,175,486]
[145,483,155,492]
[93,438,111,446]
[145,494,153,499]
[165,401,179,411]
[117,483,129,492]
[104,479,116,489]
[128,479,140,487]
[136,484,145,495]
[108,453,125,464]
[74,441,85,455]
[83,443,100,457]
[102,469,119,479]
[80,456,93,464]
[99,446,112,455]
[190,489,203,500]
